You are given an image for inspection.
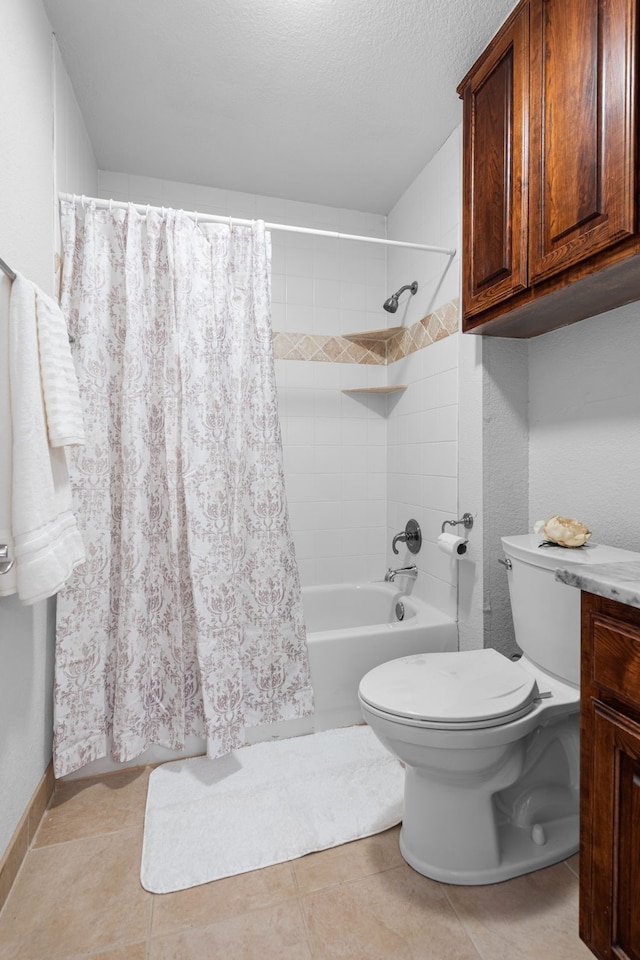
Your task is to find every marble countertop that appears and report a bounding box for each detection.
[555,561,640,609]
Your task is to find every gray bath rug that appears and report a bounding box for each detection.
[140,724,404,892]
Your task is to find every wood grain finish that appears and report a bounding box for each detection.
[593,616,640,706]
[529,0,636,283]
[459,0,639,338]
[580,593,640,959]
[459,5,529,317]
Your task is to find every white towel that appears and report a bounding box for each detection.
[0,273,85,604]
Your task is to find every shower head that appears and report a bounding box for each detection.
[383,281,418,313]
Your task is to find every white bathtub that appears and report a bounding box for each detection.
[302,582,458,732]
[245,581,457,744]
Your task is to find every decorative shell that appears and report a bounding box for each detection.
[534,515,591,548]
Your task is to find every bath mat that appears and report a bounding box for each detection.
[140,724,403,893]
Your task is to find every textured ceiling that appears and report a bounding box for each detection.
[42,0,516,214]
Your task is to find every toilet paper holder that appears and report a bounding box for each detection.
[441,513,474,534]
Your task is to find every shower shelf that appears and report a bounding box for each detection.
[342,385,407,395]
[341,327,407,395]
[342,326,404,342]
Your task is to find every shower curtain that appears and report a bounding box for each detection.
[53,199,313,777]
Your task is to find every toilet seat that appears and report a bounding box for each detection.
[358,648,541,731]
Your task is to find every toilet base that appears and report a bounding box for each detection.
[399,813,579,885]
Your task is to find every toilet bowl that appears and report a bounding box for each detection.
[358,533,640,885]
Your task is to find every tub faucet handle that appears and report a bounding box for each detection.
[392,519,422,555]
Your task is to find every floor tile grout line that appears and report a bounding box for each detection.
[147,883,157,955]
[32,822,145,852]
[563,856,580,880]
[147,890,304,941]
[295,858,407,899]
[439,881,489,960]
[296,889,317,959]
[77,936,148,959]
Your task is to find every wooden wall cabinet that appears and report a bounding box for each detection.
[458,0,639,338]
[459,5,529,319]
[580,593,640,959]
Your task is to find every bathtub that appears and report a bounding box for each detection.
[245,581,457,745]
[303,582,458,732]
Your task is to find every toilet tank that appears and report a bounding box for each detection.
[501,534,640,685]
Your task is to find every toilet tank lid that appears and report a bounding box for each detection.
[501,534,640,570]
[358,648,539,725]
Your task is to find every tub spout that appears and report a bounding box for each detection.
[385,564,418,582]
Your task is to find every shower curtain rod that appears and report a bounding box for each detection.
[58,193,456,256]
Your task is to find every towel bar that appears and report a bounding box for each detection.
[0,544,13,575]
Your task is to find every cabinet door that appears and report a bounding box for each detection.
[460,6,529,320]
[584,702,640,959]
[528,0,637,284]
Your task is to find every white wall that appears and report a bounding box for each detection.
[481,338,529,657]
[0,0,57,863]
[529,303,640,550]
[387,126,460,317]
[0,0,97,860]
[457,331,484,650]
[473,295,640,659]
[53,40,98,244]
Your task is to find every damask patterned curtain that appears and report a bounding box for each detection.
[53,199,312,777]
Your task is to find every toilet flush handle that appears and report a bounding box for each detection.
[498,557,512,570]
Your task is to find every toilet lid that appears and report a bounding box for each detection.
[358,648,539,726]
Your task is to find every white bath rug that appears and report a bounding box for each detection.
[140,724,404,893]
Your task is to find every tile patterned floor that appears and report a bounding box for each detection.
[0,765,593,959]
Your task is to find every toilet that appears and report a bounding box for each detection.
[358,533,639,885]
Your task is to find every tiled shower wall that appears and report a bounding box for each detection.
[270,224,390,585]
[98,125,461,615]
[385,127,462,618]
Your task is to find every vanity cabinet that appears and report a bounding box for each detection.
[458,0,639,338]
[580,592,640,959]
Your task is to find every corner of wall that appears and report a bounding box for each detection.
[482,337,529,657]
[457,331,484,650]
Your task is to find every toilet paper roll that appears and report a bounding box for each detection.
[438,533,468,557]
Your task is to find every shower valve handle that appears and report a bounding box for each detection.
[392,520,422,555]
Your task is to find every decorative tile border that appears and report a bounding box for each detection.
[273,299,459,364]
[272,331,387,365]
